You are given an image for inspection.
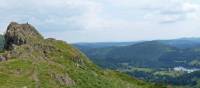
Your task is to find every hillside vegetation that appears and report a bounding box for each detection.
[0,22,164,88]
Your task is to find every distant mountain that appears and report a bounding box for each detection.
[75,41,176,68]
[0,22,163,88]
[0,34,4,50]
[75,38,200,69]
[158,38,200,49]
[73,41,141,49]
[74,38,200,88]
[75,38,200,49]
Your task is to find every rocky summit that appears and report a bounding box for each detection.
[0,22,165,88]
[4,22,43,50]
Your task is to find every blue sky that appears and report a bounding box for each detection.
[0,0,200,43]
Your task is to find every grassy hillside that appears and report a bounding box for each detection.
[0,22,165,88]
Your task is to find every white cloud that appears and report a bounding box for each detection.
[144,0,200,24]
[0,0,104,31]
[0,0,200,42]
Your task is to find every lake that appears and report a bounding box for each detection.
[173,66,200,73]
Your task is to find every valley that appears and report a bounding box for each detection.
[1,0,199,87]
[75,38,200,88]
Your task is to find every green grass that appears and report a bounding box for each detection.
[0,38,166,88]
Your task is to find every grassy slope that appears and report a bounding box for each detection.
[0,39,164,88]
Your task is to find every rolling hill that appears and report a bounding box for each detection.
[75,39,200,68]
[75,41,177,68]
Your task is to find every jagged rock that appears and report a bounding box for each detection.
[0,56,6,62]
[51,73,75,86]
[4,22,43,50]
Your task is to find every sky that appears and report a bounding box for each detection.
[0,0,200,43]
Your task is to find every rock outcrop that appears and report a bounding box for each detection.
[4,22,43,50]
